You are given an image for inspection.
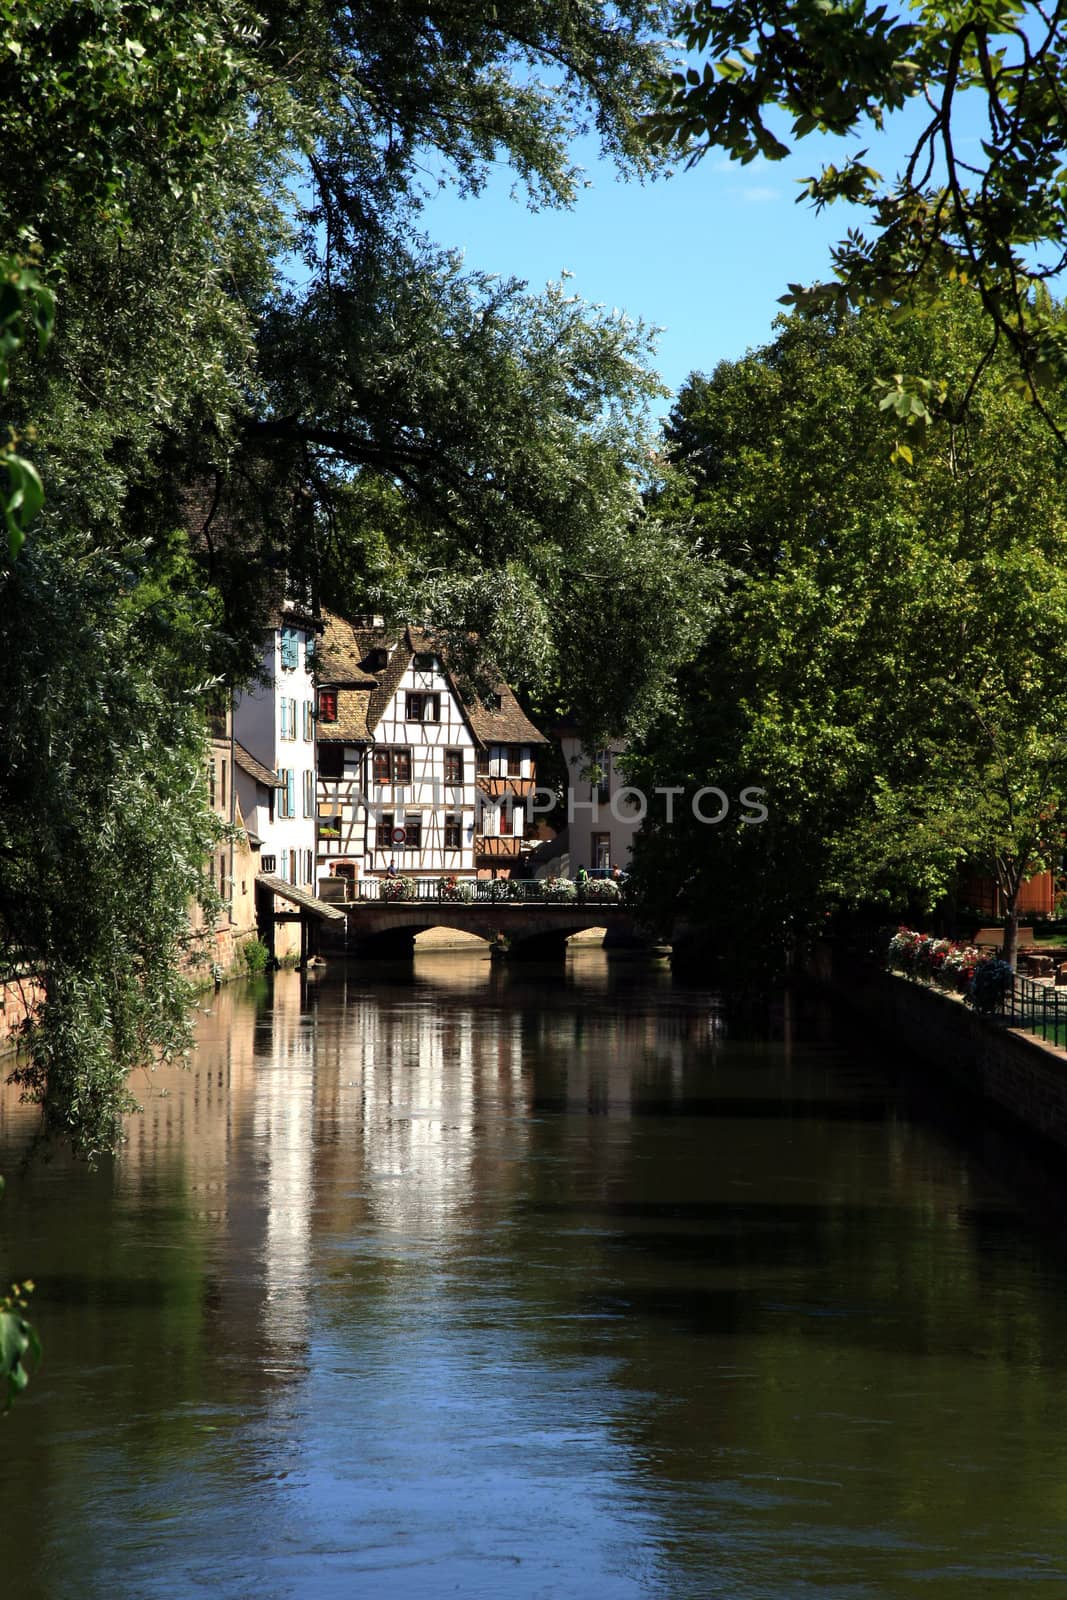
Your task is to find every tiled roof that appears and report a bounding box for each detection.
[357,627,413,733]
[465,682,548,747]
[317,611,381,685]
[256,874,345,922]
[316,610,548,747]
[234,741,284,788]
[317,688,373,744]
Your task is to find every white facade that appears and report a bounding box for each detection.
[233,615,318,890]
[367,652,478,875]
[316,627,546,884]
[318,649,482,880]
[560,737,641,874]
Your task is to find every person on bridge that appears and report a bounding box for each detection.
[576,864,588,903]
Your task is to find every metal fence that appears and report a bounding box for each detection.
[998,973,1067,1048]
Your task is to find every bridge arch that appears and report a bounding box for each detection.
[321,900,635,960]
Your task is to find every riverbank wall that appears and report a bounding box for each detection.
[819,945,1067,1152]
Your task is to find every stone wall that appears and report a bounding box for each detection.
[0,972,44,1052]
[835,961,1067,1151]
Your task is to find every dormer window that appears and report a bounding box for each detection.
[318,689,338,723]
[364,648,388,673]
[483,691,502,712]
[413,652,436,672]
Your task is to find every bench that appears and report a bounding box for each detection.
[974,926,1035,950]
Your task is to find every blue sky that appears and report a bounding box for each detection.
[420,134,885,416]
[418,86,990,421]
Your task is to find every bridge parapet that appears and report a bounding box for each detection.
[318,877,626,911]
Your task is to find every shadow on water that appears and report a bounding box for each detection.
[6,952,1067,1597]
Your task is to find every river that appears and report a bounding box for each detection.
[3,950,1067,1598]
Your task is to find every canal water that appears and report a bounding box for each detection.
[3,951,1067,1599]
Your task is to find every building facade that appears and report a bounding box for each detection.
[559,735,642,875]
[315,615,547,886]
[233,609,319,892]
[187,703,261,976]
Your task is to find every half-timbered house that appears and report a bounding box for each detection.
[315,614,548,886]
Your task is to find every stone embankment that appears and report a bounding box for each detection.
[818,946,1067,1152]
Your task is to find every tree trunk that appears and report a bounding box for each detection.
[1002,894,1020,972]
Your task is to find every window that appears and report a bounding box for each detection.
[484,691,502,711]
[278,768,295,818]
[318,688,338,723]
[365,647,388,673]
[507,745,521,777]
[372,748,410,785]
[413,652,435,672]
[444,814,462,849]
[303,700,314,741]
[318,743,343,779]
[405,691,439,722]
[444,749,464,785]
[262,853,276,874]
[303,770,315,818]
[378,812,394,853]
[305,849,314,885]
[280,847,289,881]
[499,802,512,836]
[280,697,297,740]
[280,626,300,672]
[476,748,490,776]
[596,749,610,805]
[592,832,612,870]
[207,760,216,808]
[404,813,422,851]
[218,853,226,901]
[220,758,226,812]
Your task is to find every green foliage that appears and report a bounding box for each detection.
[1,527,224,1160]
[0,2,698,1154]
[0,251,54,558]
[646,0,1067,415]
[241,938,270,975]
[968,958,1014,1016]
[630,289,1067,970]
[0,1179,40,1410]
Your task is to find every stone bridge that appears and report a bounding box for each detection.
[319,897,644,959]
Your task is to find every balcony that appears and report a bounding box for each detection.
[474,835,522,860]
[475,775,535,800]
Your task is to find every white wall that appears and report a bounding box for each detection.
[234,620,318,887]
[560,737,641,874]
[367,653,478,875]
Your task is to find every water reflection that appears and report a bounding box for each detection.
[3,953,1067,1598]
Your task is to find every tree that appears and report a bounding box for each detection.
[0,4,710,1148]
[646,1,1067,426]
[629,288,1067,972]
